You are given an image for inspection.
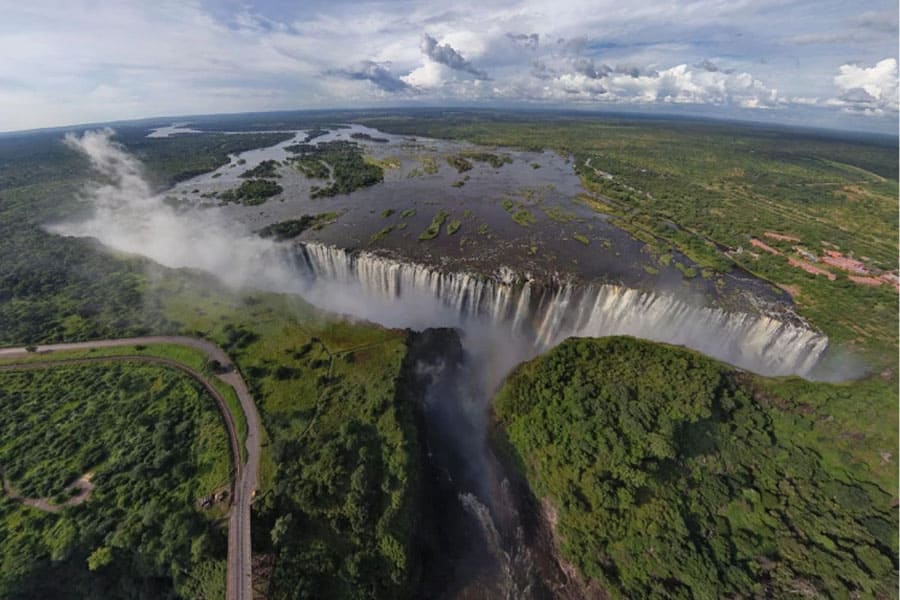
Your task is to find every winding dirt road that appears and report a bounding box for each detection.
[0,336,260,600]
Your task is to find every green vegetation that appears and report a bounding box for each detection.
[406,156,439,178]
[419,210,449,241]
[301,129,329,143]
[511,209,536,227]
[399,208,416,218]
[0,124,422,597]
[257,213,340,240]
[350,132,389,143]
[363,156,401,170]
[218,179,283,205]
[460,151,512,168]
[157,283,419,599]
[369,225,395,244]
[543,205,577,223]
[359,112,899,365]
[420,156,438,175]
[572,233,590,245]
[445,155,473,173]
[0,342,248,460]
[239,159,280,179]
[675,262,698,278]
[292,156,330,179]
[381,208,395,218]
[287,141,383,198]
[494,337,898,600]
[446,220,461,235]
[0,363,230,598]
[365,156,401,171]
[0,129,292,192]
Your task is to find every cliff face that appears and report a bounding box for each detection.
[293,242,828,377]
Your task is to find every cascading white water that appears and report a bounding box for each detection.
[293,242,828,377]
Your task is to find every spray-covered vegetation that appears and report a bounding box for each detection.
[0,363,230,599]
[494,337,898,599]
[157,280,421,599]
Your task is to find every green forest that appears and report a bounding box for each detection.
[154,279,421,599]
[493,336,898,599]
[0,124,422,598]
[286,140,384,197]
[0,363,230,599]
[218,179,283,205]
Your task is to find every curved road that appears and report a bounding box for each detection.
[0,336,260,600]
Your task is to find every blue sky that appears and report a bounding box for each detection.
[1,0,897,133]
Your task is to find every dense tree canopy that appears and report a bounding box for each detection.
[494,336,898,599]
[0,363,230,599]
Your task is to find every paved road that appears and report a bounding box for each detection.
[0,336,261,600]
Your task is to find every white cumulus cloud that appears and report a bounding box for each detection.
[832,58,899,114]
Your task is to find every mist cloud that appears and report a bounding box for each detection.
[54,129,296,290]
[52,129,470,331]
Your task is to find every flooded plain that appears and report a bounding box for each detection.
[164,123,792,314]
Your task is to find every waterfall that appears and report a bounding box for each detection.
[292,242,828,377]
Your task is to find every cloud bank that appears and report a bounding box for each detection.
[1,1,897,133]
[831,58,899,114]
